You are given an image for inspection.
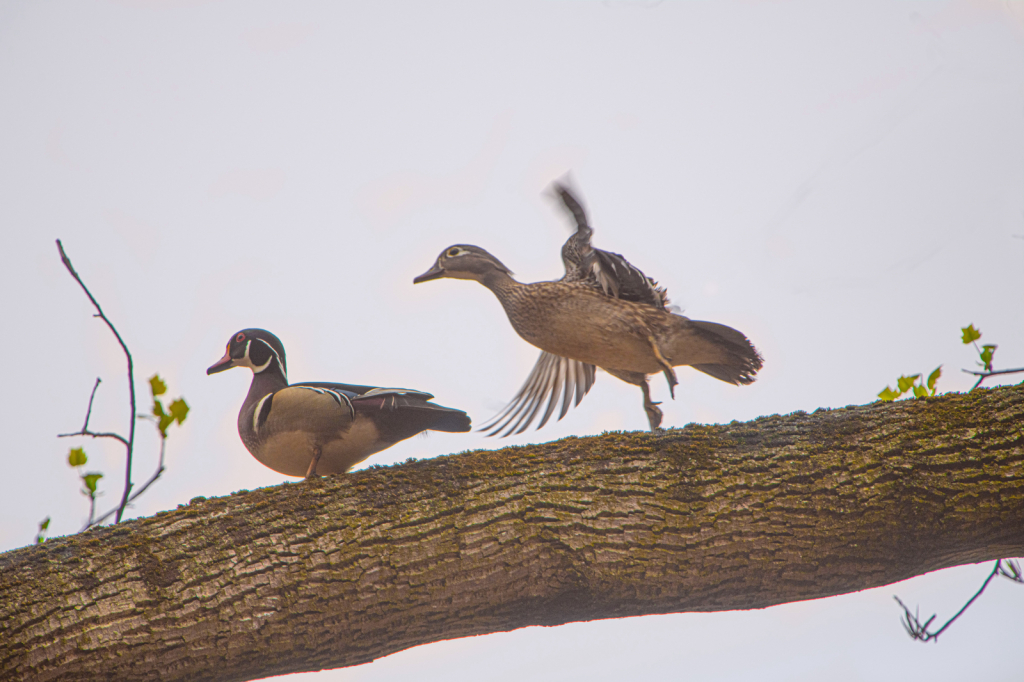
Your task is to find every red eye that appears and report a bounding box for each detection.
[235,333,245,342]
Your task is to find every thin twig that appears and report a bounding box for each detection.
[57,381,131,446]
[86,488,97,528]
[80,378,101,431]
[85,423,167,530]
[57,240,137,523]
[962,367,1024,390]
[57,430,130,447]
[894,559,1024,642]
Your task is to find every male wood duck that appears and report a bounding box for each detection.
[207,328,471,478]
[414,183,763,434]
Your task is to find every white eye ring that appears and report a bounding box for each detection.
[447,247,466,257]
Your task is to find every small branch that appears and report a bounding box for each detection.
[962,367,1024,390]
[85,421,167,530]
[85,489,98,528]
[57,240,137,524]
[80,378,101,432]
[894,559,1024,642]
[57,430,130,447]
[58,380,131,446]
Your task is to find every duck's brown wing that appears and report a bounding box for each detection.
[553,182,595,282]
[480,351,596,437]
[588,248,669,308]
[551,181,670,308]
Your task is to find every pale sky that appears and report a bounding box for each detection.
[2,2,1023,681]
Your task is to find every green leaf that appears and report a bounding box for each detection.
[878,387,900,402]
[152,400,165,418]
[980,344,997,372]
[961,324,981,344]
[168,398,190,425]
[82,472,103,494]
[897,375,920,394]
[35,516,50,544]
[912,385,928,399]
[68,447,87,467]
[158,413,174,437]
[149,374,167,397]
[927,366,942,393]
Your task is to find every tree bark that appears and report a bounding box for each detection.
[2,385,1023,681]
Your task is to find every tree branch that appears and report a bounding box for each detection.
[86,421,167,529]
[56,240,137,523]
[56,378,131,448]
[3,384,1023,682]
[894,559,1023,642]
[963,367,1024,390]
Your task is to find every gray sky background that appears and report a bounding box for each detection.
[2,2,1023,680]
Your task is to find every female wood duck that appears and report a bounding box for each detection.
[414,184,762,434]
[207,328,471,478]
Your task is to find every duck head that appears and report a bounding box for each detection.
[413,244,514,284]
[207,328,288,382]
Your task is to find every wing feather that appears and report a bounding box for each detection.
[481,351,596,437]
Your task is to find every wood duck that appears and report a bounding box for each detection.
[207,328,471,478]
[413,184,762,434]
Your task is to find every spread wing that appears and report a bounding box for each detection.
[588,248,668,308]
[552,181,670,309]
[480,351,596,437]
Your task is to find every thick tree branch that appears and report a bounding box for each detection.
[2,385,1023,682]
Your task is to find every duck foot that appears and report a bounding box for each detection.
[305,445,323,480]
[640,380,663,431]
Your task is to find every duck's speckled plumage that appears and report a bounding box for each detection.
[414,183,763,433]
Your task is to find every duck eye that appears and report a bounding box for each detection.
[235,333,245,343]
[447,248,461,257]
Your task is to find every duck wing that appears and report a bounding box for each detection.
[292,382,470,435]
[480,351,596,437]
[552,181,670,308]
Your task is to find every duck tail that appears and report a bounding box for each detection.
[666,319,764,385]
[425,404,473,433]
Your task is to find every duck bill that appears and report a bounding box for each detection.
[206,349,235,375]
[413,264,447,284]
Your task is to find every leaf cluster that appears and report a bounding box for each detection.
[961,324,997,372]
[149,374,190,438]
[878,367,941,402]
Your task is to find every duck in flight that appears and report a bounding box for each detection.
[413,182,762,434]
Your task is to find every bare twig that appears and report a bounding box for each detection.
[85,487,98,528]
[79,377,101,432]
[895,559,1024,642]
[56,240,137,523]
[57,378,131,447]
[963,367,1024,390]
[86,418,167,529]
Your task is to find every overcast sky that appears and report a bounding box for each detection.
[2,2,1023,680]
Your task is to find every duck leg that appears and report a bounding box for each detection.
[605,368,663,431]
[639,379,663,431]
[647,335,678,399]
[305,444,323,479]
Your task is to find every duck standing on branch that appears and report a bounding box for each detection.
[413,182,762,434]
[207,328,471,478]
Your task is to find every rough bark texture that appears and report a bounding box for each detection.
[2,385,1023,681]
